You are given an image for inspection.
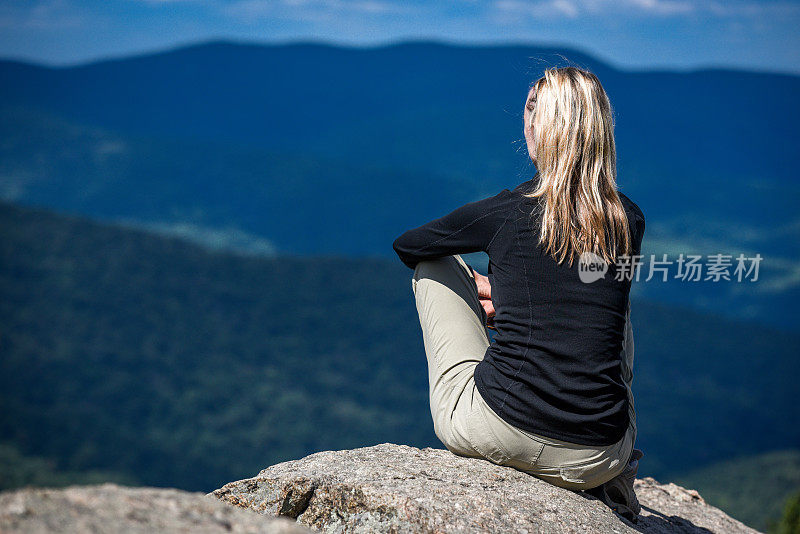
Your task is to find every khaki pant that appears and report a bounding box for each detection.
[411,254,637,490]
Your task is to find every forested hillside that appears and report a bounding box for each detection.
[1,41,798,328]
[1,201,797,499]
[675,450,800,531]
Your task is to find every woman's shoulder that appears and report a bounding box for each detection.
[617,190,646,254]
[510,173,541,196]
[505,176,543,213]
[475,180,534,215]
[617,190,645,224]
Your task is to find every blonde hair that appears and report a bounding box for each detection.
[524,66,631,266]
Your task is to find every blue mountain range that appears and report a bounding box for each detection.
[1,41,797,328]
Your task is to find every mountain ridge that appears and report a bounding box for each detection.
[4,39,800,78]
[1,38,797,328]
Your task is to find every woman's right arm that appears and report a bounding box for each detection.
[391,189,513,270]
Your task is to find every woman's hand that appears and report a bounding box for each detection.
[471,267,496,330]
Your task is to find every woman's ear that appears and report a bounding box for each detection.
[524,114,536,162]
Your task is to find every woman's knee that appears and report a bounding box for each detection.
[413,255,466,282]
[412,256,478,307]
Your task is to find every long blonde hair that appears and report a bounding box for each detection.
[524,66,630,266]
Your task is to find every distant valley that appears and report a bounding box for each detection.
[1,201,798,530]
[0,41,798,329]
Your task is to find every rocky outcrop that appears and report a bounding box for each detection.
[0,484,311,534]
[213,443,759,534]
[0,444,758,533]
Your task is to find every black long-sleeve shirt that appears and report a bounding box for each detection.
[393,176,645,446]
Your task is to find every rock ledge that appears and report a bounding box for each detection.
[212,443,758,534]
[0,483,310,533]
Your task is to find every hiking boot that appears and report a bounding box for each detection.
[586,448,644,523]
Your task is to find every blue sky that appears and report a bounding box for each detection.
[0,0,798,73]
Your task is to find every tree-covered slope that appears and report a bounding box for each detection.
[1,41,798,328]
[1,201,797,495]
[0,201,438,491]
[675,450,800,532]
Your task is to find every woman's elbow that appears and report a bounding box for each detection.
[392,235,418,269]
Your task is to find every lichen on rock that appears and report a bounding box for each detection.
[0,444,760,533]
[0,483,312,533]
[212,443,760,534]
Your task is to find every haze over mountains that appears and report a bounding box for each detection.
[0,41,798,329]
[1,40,799,530]
[1,200,798,531]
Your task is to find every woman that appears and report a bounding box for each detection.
[392,66,646,521]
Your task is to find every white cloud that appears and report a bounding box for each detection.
[706,0,800,17]
[0,0,85,29]
[494,0,579,19]
[625,0,694,15]
[494,0,696,19]
[127,0,800,24]
[494,0,800,19]
[224,0,406,22]
[550,0,580,17]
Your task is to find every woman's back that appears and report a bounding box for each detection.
[392,174,645,446]
[393,65,646,515]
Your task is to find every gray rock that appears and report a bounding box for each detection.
[0,483,312,534]
[212,443,759,534]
